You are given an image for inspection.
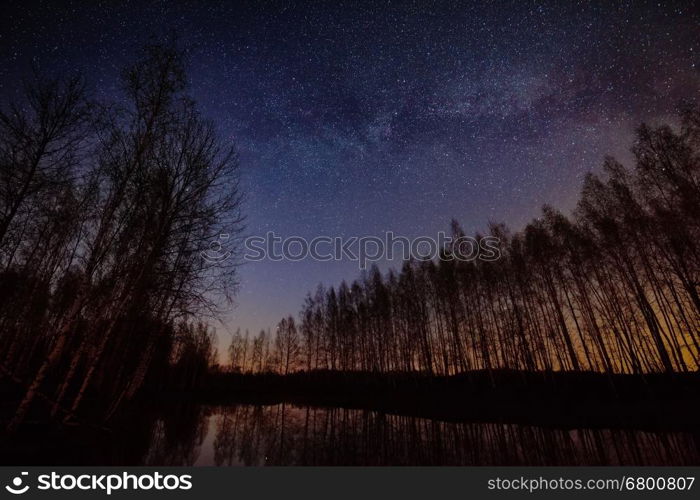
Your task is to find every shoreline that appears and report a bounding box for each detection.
[196,369,700,431]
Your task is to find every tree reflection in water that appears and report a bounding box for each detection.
[6,403,697,465]
[141,405,211,466]
[159,404,700,466]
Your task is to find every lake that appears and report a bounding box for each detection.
[3,403,698,465]
[139,404,699,466]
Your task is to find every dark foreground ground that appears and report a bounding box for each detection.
[201,369,700,431]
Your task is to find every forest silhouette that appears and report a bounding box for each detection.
[0,43,243,432]
[1,41,699,443]
[226,111,700,377]
[213,92,700,438]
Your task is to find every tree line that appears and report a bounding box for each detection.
[229,108,700,376]
[0,42,242,431]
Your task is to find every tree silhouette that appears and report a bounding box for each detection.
[0,41,243,431]
[234,107,700,376]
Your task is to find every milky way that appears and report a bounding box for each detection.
[2,0,699,343]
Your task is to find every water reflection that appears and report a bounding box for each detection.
[140,404,700,466]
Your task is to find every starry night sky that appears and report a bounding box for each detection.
[2,1,699,345]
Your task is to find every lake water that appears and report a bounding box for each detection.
[135,404,700,466]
